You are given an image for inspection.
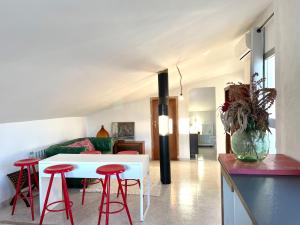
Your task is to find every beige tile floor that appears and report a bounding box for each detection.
[0,151,221,225]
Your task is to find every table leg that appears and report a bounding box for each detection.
[144,173,151,219]
[139,172,151,222]
[139,177,144,221]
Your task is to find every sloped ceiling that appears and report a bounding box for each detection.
[0,0,271,123]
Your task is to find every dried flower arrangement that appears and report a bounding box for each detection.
[220,73,277,135]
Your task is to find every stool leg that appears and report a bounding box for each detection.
[100,178,104,189]
[116,174,133,225]
[125,179,128,200]
[116,179,124,198]
[98,176,108,225]
[138,179,141,189]
[27,166,35,220]
[61,173,74,225]
[12,166,24,216]
[105,176,111,225]
[39,174,54,225]
[62,176,69,220]
[32,165,39,191]
[117,181,120,198]
[82,178,87,205]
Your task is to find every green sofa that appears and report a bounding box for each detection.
[44,137,114,187]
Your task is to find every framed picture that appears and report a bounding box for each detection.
[111,122,135,139]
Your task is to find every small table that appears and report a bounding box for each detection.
[219,154,300,225]
[39,154,150,221]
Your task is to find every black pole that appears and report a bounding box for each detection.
[158,69,171,184]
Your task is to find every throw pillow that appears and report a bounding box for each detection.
[67,139,95,151]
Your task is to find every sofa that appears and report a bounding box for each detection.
[44,137,114,187]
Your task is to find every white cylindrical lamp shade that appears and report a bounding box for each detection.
[159,115,169,136]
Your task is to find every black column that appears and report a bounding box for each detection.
[158,69,171,184]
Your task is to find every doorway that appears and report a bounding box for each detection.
[150,97,179,160]
[188,87,216,160]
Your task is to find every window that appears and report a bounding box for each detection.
[264,52,276,153]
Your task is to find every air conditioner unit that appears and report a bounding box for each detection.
[235,28,264,81]
[235,31,252,60]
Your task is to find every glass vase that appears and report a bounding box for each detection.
[96,125,109,138]
[231,130,270,162]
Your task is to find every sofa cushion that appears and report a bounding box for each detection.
[67,138,95,151]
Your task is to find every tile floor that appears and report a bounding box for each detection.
[0,153,221,225]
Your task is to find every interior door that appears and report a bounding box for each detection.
[151,97,179,160]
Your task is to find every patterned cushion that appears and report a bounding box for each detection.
[67,139,95,151]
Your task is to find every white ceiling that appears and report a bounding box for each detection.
[0,0,271,123]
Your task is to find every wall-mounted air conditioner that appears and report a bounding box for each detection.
[235,31,252,60]
[236,28,264,79]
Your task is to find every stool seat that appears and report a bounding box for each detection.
[96,164,125,175]
[14,158,39,167]
[44,164,74,174]
[80,150,101,154]
[117,151,139,155]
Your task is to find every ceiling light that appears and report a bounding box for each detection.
[179,93,184,101]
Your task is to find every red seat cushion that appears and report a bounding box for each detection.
[117,150,139,155]
[96,164,126,175]
[44,164,74,174]
[80,150,101,154]
[67,139,95,151]
[14,158,39,167]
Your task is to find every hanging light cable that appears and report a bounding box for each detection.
[176,65,184,101]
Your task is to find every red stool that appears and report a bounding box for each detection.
[39,164,74,225]
[80,150,103,205]
[117,151,140,199]
[97,164,133,225]
[12,158,39,220]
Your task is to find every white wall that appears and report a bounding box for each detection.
[86,99,152,154]
[0,117,86,204]
[86,72,244,159]
[275,0,300,160]
[188,87,216,112]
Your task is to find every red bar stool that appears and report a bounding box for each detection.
[80,150,103,205]
[117,151,140,199]
[39,164,74,225]
[96,164,133,225]
[12,158,39,220]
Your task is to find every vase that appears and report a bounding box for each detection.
[231,130,270,162]
[96,125,109,138]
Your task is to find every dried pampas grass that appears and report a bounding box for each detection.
[220,73,277,134]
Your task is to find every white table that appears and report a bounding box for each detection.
[39,154,150,221]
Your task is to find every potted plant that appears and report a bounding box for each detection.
[220,73,277,161]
